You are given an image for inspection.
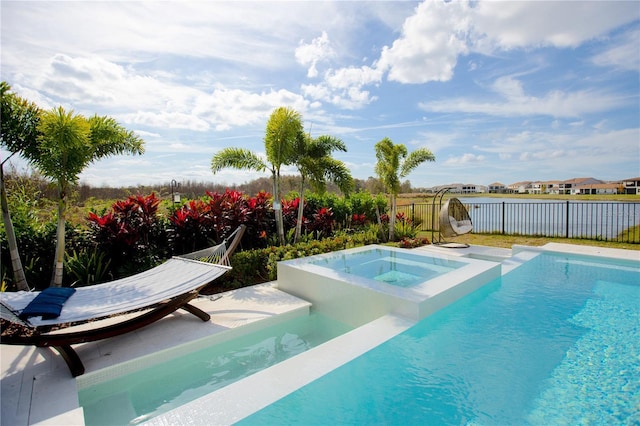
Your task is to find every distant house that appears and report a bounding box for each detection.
[531,180,561,194]
[573,182,621,195]
[545,180,562,194]
[558,177,602,194]
[488,182,507,193]
[431,183,485,194]
[508,181,532,194]
[461,184,485,194]
[622,177,640,194]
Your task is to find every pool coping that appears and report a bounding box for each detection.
[143,313,416,425]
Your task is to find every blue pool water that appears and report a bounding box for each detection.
[240,252,640,425]
[79,313,352,425]
[309,247,465,287]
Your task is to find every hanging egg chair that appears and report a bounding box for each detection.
[437,197,473,246]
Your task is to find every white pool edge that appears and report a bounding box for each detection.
[142,314,415,426]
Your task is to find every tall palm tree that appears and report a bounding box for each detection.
[211,106,302,245]
[264,107,303,245]
[374,137,435,241]
[291,133,353,243]
[35,107,144,286]
[0,82,41,290]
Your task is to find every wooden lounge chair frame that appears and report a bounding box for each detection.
[0,225,246,377]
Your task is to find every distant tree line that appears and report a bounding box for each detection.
[2,167,418,205]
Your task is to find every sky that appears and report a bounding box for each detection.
[1,1,639,189]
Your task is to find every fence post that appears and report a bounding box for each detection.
[565,200,570,238]
[502,202,505,235]
[411,203,415,227]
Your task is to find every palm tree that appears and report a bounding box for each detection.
[291,133,353,242]
[0,82,41,290]
[34,107,144,286]
[264,107,303,245]
[374,137,435,241]
[211,106,302,245]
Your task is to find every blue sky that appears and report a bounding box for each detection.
[1,1,639,189]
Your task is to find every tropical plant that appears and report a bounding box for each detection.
[65,249,112,287]
[0,82,41,290]
[168,189,274,253]
[33,107,144,286]
[308,207,334,238]
[211,106,303,245]
[347,191,388,226]
[374,137,435,241]
[290,133,353,243]
[168,199,210,253]
[87,193,163,278]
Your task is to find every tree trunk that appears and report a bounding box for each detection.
[389,194,397,242]
[294,178,306,243]
[51,187,66,287]
[0,165,29,291]
[273,172,285,246]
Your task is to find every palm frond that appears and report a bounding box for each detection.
[211,147,267,173]
[400,148,436,178]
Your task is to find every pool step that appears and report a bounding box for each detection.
[143,314,416,426]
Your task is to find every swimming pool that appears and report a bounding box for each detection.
[240,249,640,425]
[278,245,500,326]
[78,312,352,425]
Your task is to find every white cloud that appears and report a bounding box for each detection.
[445,153,486,164]
[419,76,629,118]
[121,111,210,131]
[373,0,639,85]
[302,64,383,109]
[377,0,470,84]
[134,130,161,139]
[472,1,639,50]
[296,31,336,78]
[591,28,640,72]
[193,88,309,130]
[13,52,311,132]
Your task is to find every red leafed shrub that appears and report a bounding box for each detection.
[398,237,429,249]
[281,197,301,229]
[168,199,211,253]
[395,211,412,224]
[351,213,368,227]
[87,193,165,276]
[308,207,334,237]
[245,191,275,248]
[168,189,275,253]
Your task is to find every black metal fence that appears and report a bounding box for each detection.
[398,201,640,244]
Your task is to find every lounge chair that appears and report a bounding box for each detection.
[0,225,246,377]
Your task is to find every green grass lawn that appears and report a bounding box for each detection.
[423,231,640,251]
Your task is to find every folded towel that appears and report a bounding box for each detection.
[19,287,76,320]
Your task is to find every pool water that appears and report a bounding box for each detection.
[309,247,465,287]
[240,252,640,425]
[79,312,352,426]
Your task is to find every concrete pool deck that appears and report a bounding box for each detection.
[2,243,637,425]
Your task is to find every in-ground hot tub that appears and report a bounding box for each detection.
[277,245,501,326]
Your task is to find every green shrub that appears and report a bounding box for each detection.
[65,249,112,287]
